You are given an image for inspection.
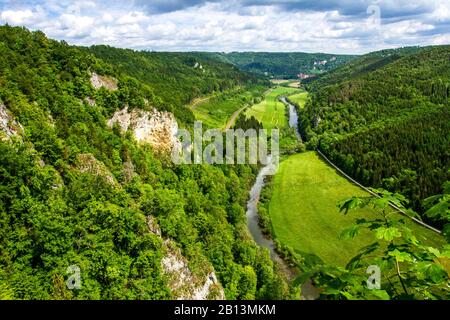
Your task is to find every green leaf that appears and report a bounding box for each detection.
[424,199,449,220]
[416,262,447,283]
[426,247,441,258]
[375,227,402,241]
[388,249,413,262]
[370,290,390,300]
[443,181,450,194]
[338,197,364,214]
[443,224,450,243]
[341,291,357,300]
[372,197,390,209]
[340,225,360,239]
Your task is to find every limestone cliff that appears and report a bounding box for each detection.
[147,216,225,300]
[108,106,180,153]
[0,103,23,141]
[90,72,118,91]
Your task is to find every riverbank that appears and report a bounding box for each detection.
[244,93,319,299]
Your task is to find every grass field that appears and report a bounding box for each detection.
[193,86,265,129]
[270,79,291,85]
[269,151,443,266]
[288,92,308,109]
[270,79,301,88]
[245,87,301,129]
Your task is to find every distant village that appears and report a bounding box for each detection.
[297,56,337,80]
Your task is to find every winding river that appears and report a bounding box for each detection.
[245,93,318,300]
[282,96,302,138]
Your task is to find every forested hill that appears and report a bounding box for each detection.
[0,25,287,299]
[205,52,357,79]
[86,46,264,123]
[300,45,450,216]
[308,46,425,89]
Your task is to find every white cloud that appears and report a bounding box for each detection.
[1,9,33,24]
[0,0,448,54]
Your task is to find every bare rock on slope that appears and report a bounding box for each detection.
[90,72,118,91]
[74,153,117,186]
[108,106,180,154]
[147,216,225,300]
[0,103,23,141]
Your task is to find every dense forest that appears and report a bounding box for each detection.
[0,26,291,299]
[205,52,357,79]
[300,46,450,216]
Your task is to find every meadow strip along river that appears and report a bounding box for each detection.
[245,92,319,300]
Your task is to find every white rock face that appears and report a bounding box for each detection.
[0,103,22,140]
[90,72,118,91]
[161,241,225,300]
[108,107,180,153]
[147,216,225,300]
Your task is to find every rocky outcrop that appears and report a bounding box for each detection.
[90,72,118,91]
[74,153,117,186]
[84,97,96,106]
[0,103,23,141]
[147,216,225,300]
[108,107,180,153]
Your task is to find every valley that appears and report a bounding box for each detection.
[244,87,301,130]
[239,85,443,267]
[0,25,449,301]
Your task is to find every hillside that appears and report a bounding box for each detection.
[299,45,450,216]
[0,26,287,299]
[308,46,425,89]
[206,52,357,79]
[85,46,266,125]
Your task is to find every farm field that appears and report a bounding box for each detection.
[245,86,301,129]
[268,152,443,266]
[288,92,308,109]
[192,86,265,129]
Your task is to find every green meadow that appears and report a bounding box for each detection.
[192,86,265,129]
[269,152,443,266]
[287,92,308,109]
[245,87,301,129]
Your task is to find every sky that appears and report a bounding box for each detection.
[0,0,449,54]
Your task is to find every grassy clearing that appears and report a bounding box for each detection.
[268,151,443,266]
[287,81,301,88]
[270,79,291,85]
[193,86,265,129]
[270,79,301,88]
[245,86,301,129]
[287,92,308,109]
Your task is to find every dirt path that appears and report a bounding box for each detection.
[224,104,248,130]
[189,95,214,110]
[224,87,274,130]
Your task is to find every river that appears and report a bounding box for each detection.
[245,93,318,300]
[281,96,302,139]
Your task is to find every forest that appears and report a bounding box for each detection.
[204,52,357,79]
[0,26,289,299]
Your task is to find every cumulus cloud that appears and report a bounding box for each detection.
[0,0,448,53]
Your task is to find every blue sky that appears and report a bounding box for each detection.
[0,0,449,54]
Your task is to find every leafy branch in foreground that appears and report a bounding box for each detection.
[423,180,450,242]
[297,187,450,300]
